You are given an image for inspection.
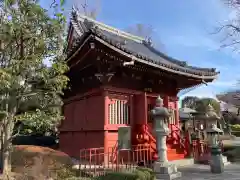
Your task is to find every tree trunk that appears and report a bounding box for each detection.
[2,125,11,175]
[2,115,14,175]
[0,126,3,172]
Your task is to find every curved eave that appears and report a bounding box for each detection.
[94,36,219,80]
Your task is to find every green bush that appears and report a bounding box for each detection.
[95,172,138,180]
[135,167,155,180]
[95,167,155,180]
[231,124,240,131]
[232,131,240,137]
[55,167,77,179]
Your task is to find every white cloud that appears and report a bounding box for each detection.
[178,79,238,101]
[179,86,217,99]
[212,80,237,87]
[169,34,219,51]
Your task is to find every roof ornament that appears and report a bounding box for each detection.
[147,37,153,46]
[201,77,208,86]
[71,5,78,18]
[180,61,187,67]
[72,5,77,12]
[84,19,95,30]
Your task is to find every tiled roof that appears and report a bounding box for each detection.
[67,8,219,79]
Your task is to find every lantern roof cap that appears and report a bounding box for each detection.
[156,96,163,107]
[206,124,223,133]
[151,96,170,118]
[205,104,220,119]
[207,104,214,112]
[179,105,196,114]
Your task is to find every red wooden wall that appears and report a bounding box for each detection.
[59,87,180,158]
[59,91,105,158]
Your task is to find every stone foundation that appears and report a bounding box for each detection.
[154,162,182,180]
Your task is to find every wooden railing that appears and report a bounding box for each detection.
[135,124,157,161]
[135,123,186,157]
[169,124,185,148]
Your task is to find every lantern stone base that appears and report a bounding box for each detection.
[210,155,225,173]
[222,155,230,165]
[154,162,182,180]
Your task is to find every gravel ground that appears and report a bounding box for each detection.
[178,163,240,180]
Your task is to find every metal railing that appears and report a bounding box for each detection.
[192,140,223,163]
[78,145,153,178]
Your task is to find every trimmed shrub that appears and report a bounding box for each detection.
[95,167,155,180]
[232,131,240,137]
[95,172,138,180]
[231,124,240,131]
[135,167,155,180]
[223,147,240,162]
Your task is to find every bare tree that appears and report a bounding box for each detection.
[73,0,101,19]
[126,23,154,39]
[126,23,166,52]
[214,0,240,51]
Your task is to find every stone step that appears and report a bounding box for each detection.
[197,154,231,165]
[169,158,194,167]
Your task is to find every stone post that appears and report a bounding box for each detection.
[151,96,181,180]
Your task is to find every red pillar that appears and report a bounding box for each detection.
[135,92,147,125]
[175,97,180,128]
[163,95,169,108]
[164,95,170,131]
[143,92,147,124]
[103,90,109,164]
[130,95,134,126]
[104,91,109,127]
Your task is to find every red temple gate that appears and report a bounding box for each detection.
[59,9,219,165]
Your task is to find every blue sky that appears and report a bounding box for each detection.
[41,0,240,100]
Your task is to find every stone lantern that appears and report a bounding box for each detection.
[179,106,196,158]
[206,124,224,174]
[179,105,196,128]
[194,104,221,140]
[151,96,181,180]
[205,104,221,129]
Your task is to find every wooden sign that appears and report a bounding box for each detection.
[118,126,131,150]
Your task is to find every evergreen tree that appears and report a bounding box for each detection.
[0,0,68,175]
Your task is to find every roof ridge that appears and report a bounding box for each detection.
[142,41,188,67]
[73,10,145,43]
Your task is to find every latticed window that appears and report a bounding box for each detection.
[108,99,130,124]
[169,109,176,125]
